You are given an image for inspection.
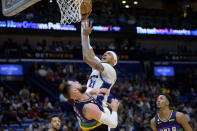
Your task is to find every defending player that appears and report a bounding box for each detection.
[151,94,193,131]
[61,81,119,131]
[81,20,118,107]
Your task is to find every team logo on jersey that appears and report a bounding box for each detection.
[169,119,175,122]
[157,119,162,124]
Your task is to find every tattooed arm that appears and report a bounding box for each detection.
[81,20,104,72]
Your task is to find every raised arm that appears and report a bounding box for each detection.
[81,20,104,72]
[82,99,119,128]
[176,112,193,131]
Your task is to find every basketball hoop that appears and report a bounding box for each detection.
[56,0,83,24]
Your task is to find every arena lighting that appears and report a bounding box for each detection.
[0,20,121,32]
[133,1,138,5]
[125,5,130,8]
[122,0,126,4]
[136,26,197,36]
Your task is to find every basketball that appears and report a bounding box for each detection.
[80,0,92,15]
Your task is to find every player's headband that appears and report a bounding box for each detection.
[107,51,118,66]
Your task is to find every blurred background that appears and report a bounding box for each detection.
[0,0,197,131]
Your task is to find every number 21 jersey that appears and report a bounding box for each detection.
[86,62,116,107]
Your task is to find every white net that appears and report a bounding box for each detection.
[56,0,83,24]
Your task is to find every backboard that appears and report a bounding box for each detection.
[2,0,41,16]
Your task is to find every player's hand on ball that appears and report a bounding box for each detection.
[81,20,92,36]
[81,12,91,20]
[107,99,120,112]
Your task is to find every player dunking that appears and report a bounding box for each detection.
[81,20,118,108]
[151,94,193,131]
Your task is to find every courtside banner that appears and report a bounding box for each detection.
[136,26,197,36]
[19,52,197,61]
[23,52,130,60]
[0,20,120,32]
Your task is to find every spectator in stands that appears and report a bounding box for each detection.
[183,103,193,115]
[53,72,62,82]
[66,120,74,131]
[29,103,40,119]
[38,65,47,77]
[45,70,55,82]
[32,62,39,73]
[53,101,61,114]
[22,97,31,111]
[40,104,50,119]
[30,93,38,106]
[138,97,151,114]
[35,43,43,51]
[67,63,74,75]
[133,116,144,131]
[0,108,3,124]
[59,90,73,115]
[18,105,28,121]
[12,98,21,110]
[28,118,41,131]
[44,97,53,110]
[22,39,31,51]
[19,86,30,100]
[35,93,41,105]
[55,44,63,52]
[0,86,4,99]
[42,119,50,131]
[1,97,9,112]
[186,88,197,104]
[59,90,68,104]
[26,7,35,20]
[1,105,18,124]
[143,113,151,131]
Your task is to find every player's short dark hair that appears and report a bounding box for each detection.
[160,93,173,107]
[60,82,71,99]
[49,114,59,123]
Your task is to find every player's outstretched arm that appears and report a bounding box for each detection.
[150,118,157,131]
[82,99,119,128]
[81,20,104,72]
[176,112,193,131]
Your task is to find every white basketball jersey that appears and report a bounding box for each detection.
[86,59,116,107]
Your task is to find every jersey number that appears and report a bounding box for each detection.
[160,127,176,131]
[89,80,96,88]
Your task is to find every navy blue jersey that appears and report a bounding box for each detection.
[73,97,108,131]
[155,110,184,131]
